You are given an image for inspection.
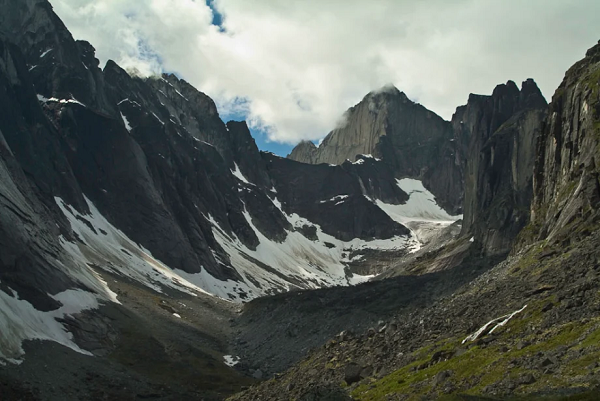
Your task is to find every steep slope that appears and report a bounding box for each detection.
[371,81,547,278]
[530,41,600,245]
[288,85,467,213]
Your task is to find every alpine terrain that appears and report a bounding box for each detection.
[0,1,599,400]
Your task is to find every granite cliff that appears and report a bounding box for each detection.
[288,85,465,214]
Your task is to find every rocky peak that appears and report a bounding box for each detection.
[227,120,271,187]
[143,72,233,160]
[363,84,409,110]
[586,39,600,60]
[76,40,100,69]
[287,84,463,212]
[520,78,547,109]
[287,140,318,163]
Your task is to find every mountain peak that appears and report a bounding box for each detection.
[520,78,547,109]
[287,140,318,162]
[369,83,400,95]
[366,83,411,102]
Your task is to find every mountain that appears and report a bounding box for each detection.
[230,41,600,400]
[2,1,600,400]
[289,77,549,261]
[0,2,465,398]
[0,0,443,305]
[288,85,467,214]
[458,79,548,255]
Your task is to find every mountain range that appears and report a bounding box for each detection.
[1,1,599,400]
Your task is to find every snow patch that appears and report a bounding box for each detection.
[39,49,53,58]
[177,200,399,301]
[120,112,132,132]
[462,305,527,344]
[175,89,189,101]
[379,179,461,223]
[223,355,240,367]
[55,196,213,299]
[0,285,103,364]
[319,195,348,204]
[37,94,86,107]
[374,178,462,252]
[151,112,165,125]
[357,154,381,161]
[231,163,251,185]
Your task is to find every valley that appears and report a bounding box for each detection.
[0,1,600,400]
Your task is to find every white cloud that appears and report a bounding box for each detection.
[49,0,600,144]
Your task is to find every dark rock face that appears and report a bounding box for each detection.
[531,41,600,244]
[288,85,465,213]
[0,37,84,309]
[264,154,409,241]
[459,79,547,255]
[0,0,117,117]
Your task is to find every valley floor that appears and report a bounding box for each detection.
[3,229,600,400]
[228,230,600,400]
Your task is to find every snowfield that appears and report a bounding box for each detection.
[49,177,460,304]
[374,178,462,250]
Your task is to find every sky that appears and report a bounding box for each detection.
[49,0,600,156]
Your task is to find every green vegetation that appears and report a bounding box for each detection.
[351,300,600,401]
[585,64,600,99]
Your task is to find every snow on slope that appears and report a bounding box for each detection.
[49,178,458,305]
[374,178,462,250]
[53,190,416,304]
[55,196,211,298]
[231,163,251,184]
[0,287,99,364]
[178,201,409,300]
[376,179,460,223]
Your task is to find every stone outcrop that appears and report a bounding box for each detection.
[459,79,548,255]
[264,154,409,241]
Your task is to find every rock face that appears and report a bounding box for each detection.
[287,140,318,164]
[458,79,548,255]
[0,37,84,311]
[531,40,600,244]
[264,154,409,241]
[288,78,549,255]
[288,85,465,213]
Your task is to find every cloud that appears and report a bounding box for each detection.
[49,0,600,144]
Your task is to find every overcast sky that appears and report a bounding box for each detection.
[49,0,599,154]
